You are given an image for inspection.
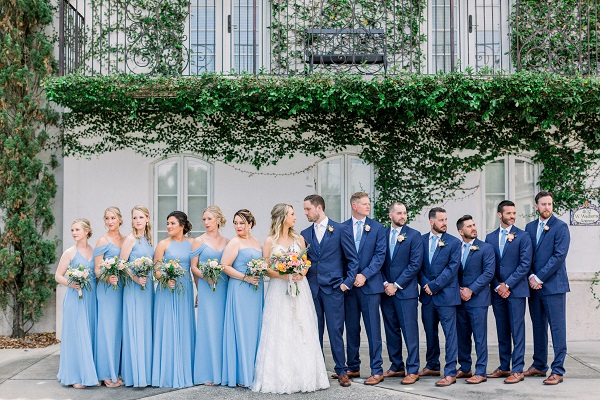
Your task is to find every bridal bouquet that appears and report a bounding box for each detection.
[97,256,128,290]
[128,256,155,290]
[67,264,92,299]
[157,259,186,294]
[197,258,224,292]
[270,246,311,296]
[244,258,269,291]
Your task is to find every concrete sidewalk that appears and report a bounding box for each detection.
[1,341,599,400]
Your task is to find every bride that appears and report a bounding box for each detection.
[252,203,330,394]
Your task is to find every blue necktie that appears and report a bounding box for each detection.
[462,243,470,269]
[536,221,545,244]
[390,229,398,259]
[355,221,363,252]
[499,229,508,255]
[429,235,438,262]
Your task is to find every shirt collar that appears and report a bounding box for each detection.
[352,216,366,225]
[314,217,329,229]
[539,216,550,224]
[462,239,474,246]
[500,225,513,233]
[430,232,441,240]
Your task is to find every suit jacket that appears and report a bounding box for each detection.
[342,217,386,295]
[382,225,423,299]
[418,232,461,306]
[458,238,495,308]
[525,215,570,295]
[301,219,359,296]
[484,226,532,298]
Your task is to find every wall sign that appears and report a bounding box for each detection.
[570,200,600,226]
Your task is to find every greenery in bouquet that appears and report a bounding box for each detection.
[157,259,186,294]
[244,258,269,291]
[97,256,129,290]
[128,256,155,290]
[198,258,224,292]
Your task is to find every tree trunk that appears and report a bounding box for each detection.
[11,301,25,338]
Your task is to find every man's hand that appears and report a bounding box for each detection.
[460,287,473,302]
[354,273,367,287]
[424,284,432,296]
[385,283,398,296]
[340,283,349,292]
[529,276,542,290]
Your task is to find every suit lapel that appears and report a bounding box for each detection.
[431,232,444,263]
[357,218,369,253]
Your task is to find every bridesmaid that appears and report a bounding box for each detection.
[93,206,126,388]
[190,206,229,386]
[221,209,264,388]
[152,211,195,388]
[120,206,154,387]
[56,218,98,388]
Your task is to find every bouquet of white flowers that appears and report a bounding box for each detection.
[67,264,92,299]
[128,256,155,290]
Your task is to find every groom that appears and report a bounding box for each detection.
[302,194,359,387]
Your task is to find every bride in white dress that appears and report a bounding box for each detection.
[252,203,330,394]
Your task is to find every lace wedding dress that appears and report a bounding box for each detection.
[251,241,330,394]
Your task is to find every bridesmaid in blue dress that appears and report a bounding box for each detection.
[120,206,154,387]
[56,218,98,388]
[190,206,229,386]
[93,206,126,388]
[152,211,195,388]
[221,209,264,388]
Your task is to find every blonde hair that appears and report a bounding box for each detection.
[72,218,93,239]
[131,205,152,246]
[204,205,226,228]
[268,203,300,247]
[104,206,123,226]
[350,191,369,204]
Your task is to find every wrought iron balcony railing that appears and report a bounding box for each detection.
[56,0,600,77]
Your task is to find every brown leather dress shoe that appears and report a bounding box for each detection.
[338,374,352,387]
[523,366,547,377]
[364,375,384,385]
[435,376,457,387]
[543,374,564,385]
[331,371,360,379]
[401,374,419,385]
[383,369,406,378]
[418,367,441,377]
[456,370,473,379]
[487,368,511,378]
[504,372,524,384]
[466,375,488,384]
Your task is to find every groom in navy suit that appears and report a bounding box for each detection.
[341,192,386,385]
[301,194,359,387]
[418,207,461,387]
[485,200,532,384]
[524,191,570,385]
[455,215,495,384]
[381,202,423,385]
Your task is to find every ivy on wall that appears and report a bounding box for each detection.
[45,71,600,221]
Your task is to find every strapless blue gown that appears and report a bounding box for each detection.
[221,248,264,387]
[152,239,195,388]
[191,244,228,385]
[122,237,154,387]
[57,251,98,386]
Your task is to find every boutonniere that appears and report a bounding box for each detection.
[364,224,371,232]
[327,225,334,232]
[507,233,515,242]
[397,233,407,243]
[470,245,479,251]
[544,225,550,231]
[438,239,446,247]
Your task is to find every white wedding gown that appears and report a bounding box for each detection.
[251,242,330,394]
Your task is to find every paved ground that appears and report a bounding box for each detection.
[1,341,599,400]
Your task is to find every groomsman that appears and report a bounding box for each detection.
[301,194,359,387]
[381,202,423,385]
[418,207,461,387]
[485,200,532,384]
[524,191,570,385]
[340,192,386,385]
[455,215,495,384]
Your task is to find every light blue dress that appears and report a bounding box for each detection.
[221,248,264,388]
[122,237,154,387]
[57,251,98,386]
[93,241,123,382]
[152,239,195,388]
[191,244,228,385]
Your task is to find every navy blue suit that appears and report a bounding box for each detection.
[301,218,359,375]
[418,232,461,377]
[456,238,495,376]
[343,217,386,376]
[525,215,570,375]
[485,226,532,373]
[381,225,423,375]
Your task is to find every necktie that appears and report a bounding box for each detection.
[499,229,508,254]
[429,235,438,262]
[316,224,324,243]
[462,243,470,269]
[355,221,363,252]
[536,221,545,244]
[390,229,398,259]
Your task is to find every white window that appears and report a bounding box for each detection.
[483,156,537,233]
[316,155,374,223]
[153,156,213,241]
